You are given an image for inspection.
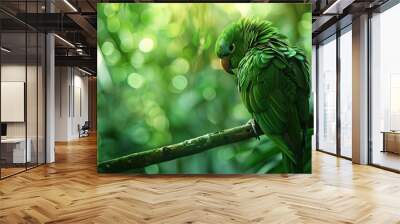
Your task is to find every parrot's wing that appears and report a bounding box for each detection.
[284,46,312,129]
[269,43,311,128]
[237,46,310,167]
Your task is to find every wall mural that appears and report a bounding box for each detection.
[97,3,312,174]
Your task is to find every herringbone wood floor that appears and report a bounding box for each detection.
[1,135,400,224]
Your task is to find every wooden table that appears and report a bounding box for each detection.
[382,131,400,154]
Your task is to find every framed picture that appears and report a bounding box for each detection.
[97,3,312,174]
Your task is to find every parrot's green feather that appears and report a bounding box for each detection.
[216,18,312,173]
[239,45,311,172]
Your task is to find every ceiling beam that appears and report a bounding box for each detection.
[9,13,83,32]
[55,55,96,70]
[322,0,356,15]
[67,13,96,46]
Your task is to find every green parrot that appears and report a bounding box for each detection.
[215,18,312,173]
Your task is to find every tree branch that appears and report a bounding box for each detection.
[98,122,262,172]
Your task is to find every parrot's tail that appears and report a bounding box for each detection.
[284,128,312,173]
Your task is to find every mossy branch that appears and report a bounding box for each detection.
[98,122,262,172]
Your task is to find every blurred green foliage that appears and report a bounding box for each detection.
[97,3,311,174]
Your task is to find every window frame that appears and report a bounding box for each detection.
[315,23,353,161]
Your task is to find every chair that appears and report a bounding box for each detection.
[78,121,90,138]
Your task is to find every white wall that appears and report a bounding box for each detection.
[55,67,89,141]
[1,65,26,140]
[1,65,37,137]
[55,66,69,141]
[72,73,89,138]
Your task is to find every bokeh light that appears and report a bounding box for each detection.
[139,37,155,53]
[172,75,188,91]
[127,73,145,89]
[101,41,114,56]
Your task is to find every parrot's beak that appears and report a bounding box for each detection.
[221,57,234,75]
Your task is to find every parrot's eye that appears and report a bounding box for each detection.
[229,43,235,53]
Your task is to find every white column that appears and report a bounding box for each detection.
[352,14,369,164]
[46,33,55,163]
[45,38,55,163]
[45,1,55,163]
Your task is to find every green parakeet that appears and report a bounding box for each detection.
[215,18,312,173]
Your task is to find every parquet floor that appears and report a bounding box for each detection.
[1,135,400,223]
[1,167,26,178]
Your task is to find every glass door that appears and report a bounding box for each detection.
[27,30,38,170]
[1,30,28,178]
[0,0,47,179]
[339,26,352,158]
[317,35,337,154]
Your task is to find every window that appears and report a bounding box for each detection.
[317,36,337,154]
[339,28,352,158]
[370,3,400,171]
